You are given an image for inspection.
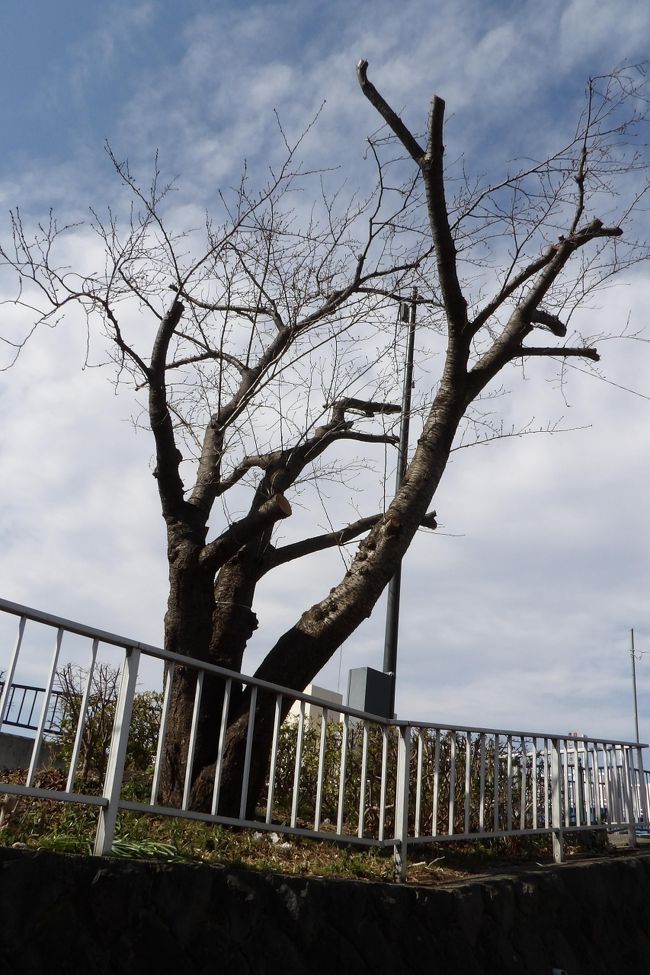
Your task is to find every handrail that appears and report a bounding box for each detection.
[1,595,648,880]
[0,596,644,747]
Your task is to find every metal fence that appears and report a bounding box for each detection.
[0,596,647,879]
[0,681,65,734]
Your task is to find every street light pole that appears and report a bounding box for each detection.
[631,627,641,744]
[382,287,417,718]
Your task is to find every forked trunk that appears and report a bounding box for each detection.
[162,386,468,817]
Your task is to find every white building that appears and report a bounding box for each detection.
[287,684,342,727]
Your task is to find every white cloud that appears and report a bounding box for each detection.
[559,0,650,62]
[58,1,156,101]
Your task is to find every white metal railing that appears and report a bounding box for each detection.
[0,596,647,879]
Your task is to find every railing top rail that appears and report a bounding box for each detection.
[400,719,647,748]
[1,595,645,750]
[0,597,162,653]
[0,596,390,724]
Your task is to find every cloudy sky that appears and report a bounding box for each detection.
[1,0,650,744]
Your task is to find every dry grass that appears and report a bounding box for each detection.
[0,768,616,886]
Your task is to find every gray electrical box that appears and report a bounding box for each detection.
[346,666,393,719]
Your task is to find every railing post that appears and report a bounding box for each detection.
[27,627,64,787]
[551,736,565,864]
[638,745,650,828]
[622,746,637,849]
[94,646,140,856]
[0,616,25,726]
[394,724,411,882]
[636,747,648,829]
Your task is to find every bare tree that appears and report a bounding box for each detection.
[1,63,648,813]
[57,663,120,781]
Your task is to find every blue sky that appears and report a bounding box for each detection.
[0,2,186,167]
[1,0,650,743]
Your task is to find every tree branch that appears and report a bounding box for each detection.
[513,345,600,362]
[424,95,469,337]
[94,297,151,379]
[337,431,399,447]
[356,60,426,164]
[469,220,622,392]
[357,62,468,340]
[174,285,281,324]
[517,221,622,319]
[262,508,437,572]
[148,299,188,521]
[167,349,249,375]
[266,400,401,496]
[471,252,555,334]
[200,493,292,571]
[263,513,382,571]
[327,397,401,421]
[529,309,567,337]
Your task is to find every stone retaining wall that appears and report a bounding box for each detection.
[0,732,61,770]
[0,732,37,769]
[1,846,649,974]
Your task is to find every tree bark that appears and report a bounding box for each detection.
[159,530,215,805]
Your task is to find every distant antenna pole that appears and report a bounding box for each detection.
[631,628,641,745]
[383,287,417,718]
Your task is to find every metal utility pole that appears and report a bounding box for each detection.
[382,287,417,718]
[631,628,641,744]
